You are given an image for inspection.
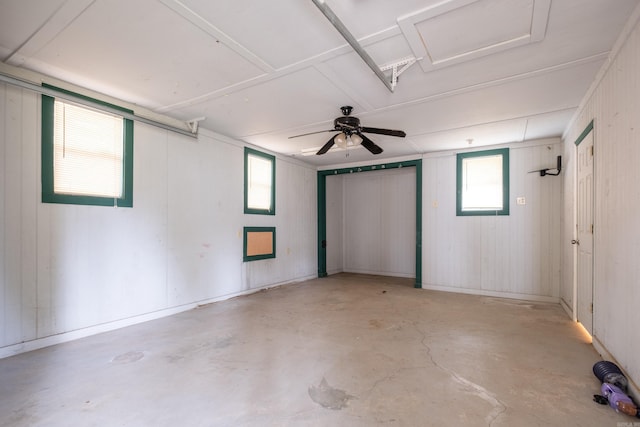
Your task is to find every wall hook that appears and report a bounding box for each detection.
[528,155,562,176]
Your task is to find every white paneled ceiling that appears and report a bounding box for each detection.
[399,0,551,71]
[1,0,638,166]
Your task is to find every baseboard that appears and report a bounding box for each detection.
[420,283,560,304]
[0,275,315,360]
[343,269,415,279]
[560,297,573,318]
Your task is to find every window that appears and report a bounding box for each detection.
[456,148,509,216]
[41,89,133,207]
[244,147,275,215]
[243,227,276,262]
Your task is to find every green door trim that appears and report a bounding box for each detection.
[317,159,422,288]
[574,120,594,146]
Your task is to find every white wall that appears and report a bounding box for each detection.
[326,175,344,275]
[0,84,317,356]
[422,140,562,301]
[345,168,416,277]
[325,168,416,278]
[562,9,640,394]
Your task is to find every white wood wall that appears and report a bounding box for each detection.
[0,84,317,355]
[562,10,640,393]
[423,140,562,300]
[325,168,416,277]
[326,175,344,275]
[0,82,570,359]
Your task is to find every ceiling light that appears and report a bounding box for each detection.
[334,133,347,149]
[350,133,363,146]
[299,134,367,156]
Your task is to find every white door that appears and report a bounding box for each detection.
[576,130,594,334]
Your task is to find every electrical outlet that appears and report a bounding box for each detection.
[516,197,526,205]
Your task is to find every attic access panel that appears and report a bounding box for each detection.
[398,0,551,72]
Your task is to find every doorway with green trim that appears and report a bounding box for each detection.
[317,159,422,288]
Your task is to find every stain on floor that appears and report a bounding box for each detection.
[308,377,355,410]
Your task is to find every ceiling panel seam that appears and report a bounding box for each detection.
[222,51,604,140]
[420,137,561,159]
[530,0,552,41]
[6,0,96,67]
[155,26,402,114]
[157,44,607,123]
[407,107,576,140]
[304,63,374,112]
[158,0,275,73]
[0,62,193,136]
[353,52,610,117]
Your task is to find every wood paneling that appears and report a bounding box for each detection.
[562,14,640,392]
[341,167,416,277]
[325,175,344,274]
[1,85,38,346]
[0,85,317,352]
[423,141,562,299]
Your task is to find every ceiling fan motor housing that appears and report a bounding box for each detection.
[334,116,360,133]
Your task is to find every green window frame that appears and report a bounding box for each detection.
[41,86,133,207]
[244,147,275,215]
[456,148,509,216]
[243,226,276,262]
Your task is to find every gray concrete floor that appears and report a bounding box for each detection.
[0,273,633,426]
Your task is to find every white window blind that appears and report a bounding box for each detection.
[247,154,273,210]
[461,154,503,210]
[53,100,124,198]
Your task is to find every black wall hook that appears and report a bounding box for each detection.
[529,155,562,176]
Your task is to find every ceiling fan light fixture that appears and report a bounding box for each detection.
[292,106,405,156]
[334,132,348,149]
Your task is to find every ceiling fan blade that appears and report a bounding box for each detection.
[289,129,334,139]
[361,127,406,138]
[359,133,383,155]
[316,136,336,155]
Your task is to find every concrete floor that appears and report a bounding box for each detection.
[0,273,633,426]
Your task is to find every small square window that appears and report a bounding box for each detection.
[456,148,509,216]
[244,148,275,215]
[41,88,133,207]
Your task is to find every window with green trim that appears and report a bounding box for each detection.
[244,147,275,215]
[41,90,133,207]
[456,148,509,216]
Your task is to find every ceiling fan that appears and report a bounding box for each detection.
[289,106,406,155]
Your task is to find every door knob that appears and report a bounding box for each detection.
[571,239,580,245]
